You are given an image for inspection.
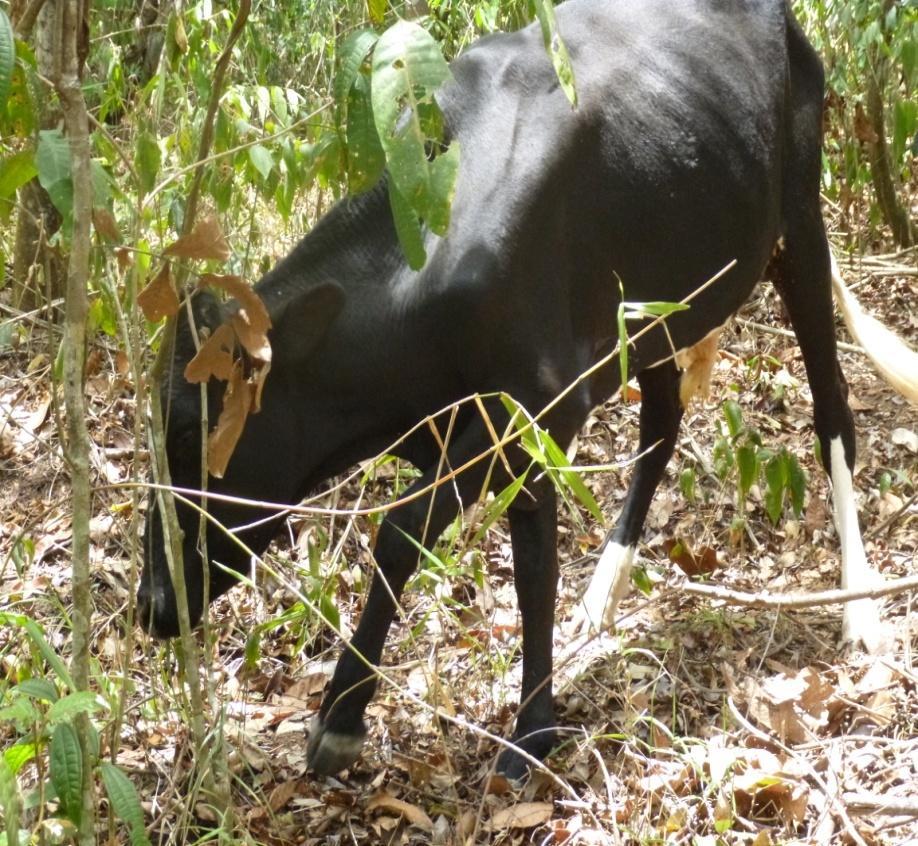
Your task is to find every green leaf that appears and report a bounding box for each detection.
[622,301,690,319]
[346,74,385,192]
[531,0,577,106]
[0,8,14,117]
[471,470,529,547]
[248,144,274,181]
[616,285,628,401]
[50,723,82,826]
[538,429,603,522]
[15,678,59,703]
[135,130,161,196]
[764,453,786,525]
[0,613,74,689]
[334,29,379,113]
[0,151,36,204]
[712,436,733,482]
[36,129,73,223]
[47,691,103,725]
[632,565,652,595]
[892,99,917,163]
[319,591,340,633]
[786,452,806,517]
[735,444,758,502]
[679,467,696,504]
[367,0,387,26]
[0,697,42,727]
[423,143,459,235]
[371,20,456,246]
[723,400,744,440]
[100,762,151,846]
[3,742,36,776]
[387,179,426,269]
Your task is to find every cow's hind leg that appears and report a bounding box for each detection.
[498,486,559,779]
[308,410,507,775]
[571,361,683,634]
[774,22,888,653]
[772,224,888,653]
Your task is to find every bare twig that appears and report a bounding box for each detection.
[12,0,48,37]
[680,573,918,609]
[843,793,918,817]
[865,492,917,539]
[736,318,863,353]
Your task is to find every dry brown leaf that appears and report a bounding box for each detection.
[184,323,236,383]
[742,667,831,743]
[92,208,120,242]
[207,363,252,479]
[200,274,272,362]
[490,802,553,831]
[138,264,180,322]
[365,793,433,831]
[114,247,134,271]
[268,779,299,812]
[165,214,231,261]
[854,102,879,144]
[663,538,719,577]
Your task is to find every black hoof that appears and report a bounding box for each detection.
[307,716,367,776]
[496,725,557,782]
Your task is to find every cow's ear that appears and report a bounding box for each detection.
[270,281,346,361]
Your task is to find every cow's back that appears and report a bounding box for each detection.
[423,0,792,392]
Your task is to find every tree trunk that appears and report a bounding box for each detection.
[865,70,914,247]
[10,0,66,312]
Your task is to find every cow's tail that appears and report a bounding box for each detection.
[831,252,918,405]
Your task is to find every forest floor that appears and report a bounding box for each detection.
[0,237,916,845]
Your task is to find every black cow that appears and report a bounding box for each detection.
[141,0,907,779]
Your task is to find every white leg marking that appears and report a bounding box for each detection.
[570,542,635,635]
[829,437,888,653]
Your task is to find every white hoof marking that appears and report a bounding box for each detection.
[570,542,635,635]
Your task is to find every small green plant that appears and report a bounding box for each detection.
[0,613,150,846]
[713,400,806,534]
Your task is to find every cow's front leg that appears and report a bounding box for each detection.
[308,414,504,775]
[497,487,560,780]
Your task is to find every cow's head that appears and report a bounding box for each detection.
[139,281,345,638]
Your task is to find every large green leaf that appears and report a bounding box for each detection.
[14,678,59,703]
[3,742,36,776]
[371,20,457,240]
[387,179,426,270]
[334,29,379,109]
[346,74,385,192]
[0,8,13,117]
[36,129,73,221]
[47,691,103,725]
[135,130,161,196]
[100,762,151,846]
[50,723,83,826]
[0,151,37,205]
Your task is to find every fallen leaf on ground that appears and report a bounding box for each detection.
[490,801,553,831]
[366,793,433,831]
